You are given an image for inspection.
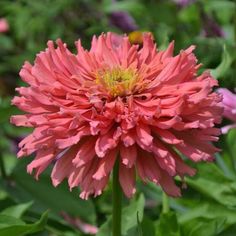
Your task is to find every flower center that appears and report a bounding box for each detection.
[96,67,138,97]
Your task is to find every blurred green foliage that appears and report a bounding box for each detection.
[0,0,236,235]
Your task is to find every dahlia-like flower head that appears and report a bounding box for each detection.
[11,32,223,199]
[217,88,236,134]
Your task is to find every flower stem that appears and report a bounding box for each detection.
[112,159,122,236]
[234,1,236,75]
[162,192,169,214]
[234,1,236,45]
[0,155,7,179]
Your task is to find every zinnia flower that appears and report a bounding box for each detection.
[0,18,9,33]
[11,32,222,199]
[217,88,236,134]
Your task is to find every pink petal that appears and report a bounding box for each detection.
[119,163,136,198]
[120,144,137,168]
[92,149,117,180]
[51,146,79,186]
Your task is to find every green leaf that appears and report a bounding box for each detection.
[0,189,8,201]
[226,129,236,160]
[0,98,19,124]
[7,159,96,224]
[219,224,236,236]
[203,0,236,24]
[122,194,145,235]
[0,35,14,51]
[1,201,33,218]
[97,194,145,236]
[0,215,24,228]
[0,210,48,236]
[137,211,143,236]
[103,0,144,14]
[179,202,236,227]
[156,212,180,236]
[215,153,236,179]
[186,163,236,207]
[141,217,155,236]
[211,45,234,79]
[97,216,112,236]
[181,217,226,236]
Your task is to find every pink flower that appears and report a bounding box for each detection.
[217,88,236,134]
[0,18,9,33]
[11,32,223,199]
[61,212,98,234]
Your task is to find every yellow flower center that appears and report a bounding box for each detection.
[96,67,138,97]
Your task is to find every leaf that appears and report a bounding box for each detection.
[204,0,236,23]
[137,211,143,236]
[0,98,19,124]
[156,212,180,236]
[226,129,236,159]
[154,24,171,50]
[186,163,236,207]
[215,153,236,179]
[179,202,236,227]
[0,189,8,201]
[7,159,96,224]
[0,210,48,236]
[103,0,144,14]
[96,216,112,236]
[0,35,14,51]
[141,217,155,236]
[181,217,226,236]
[122,194,145,235]
[218,224,236,236]
[1,201,33,218]
[0,215,24,228]
[97,194,145,236]
[211,45,234,79]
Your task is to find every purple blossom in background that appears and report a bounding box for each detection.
[218,88,236,134]
[201,13,225,38]
[109,11,138,32]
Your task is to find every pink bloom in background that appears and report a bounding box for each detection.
[0,18,9,33]
[11,32,223,199]
[61,212,98,234]
[217,88,236,134]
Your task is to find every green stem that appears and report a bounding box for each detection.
[234,1,236,45]
[234,1,236,76]
[162,192,169,214]
[0,155,7,179]
[112,159,122,236]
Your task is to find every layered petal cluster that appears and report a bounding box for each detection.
[217,88,236,134]
[11,33,223,199]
